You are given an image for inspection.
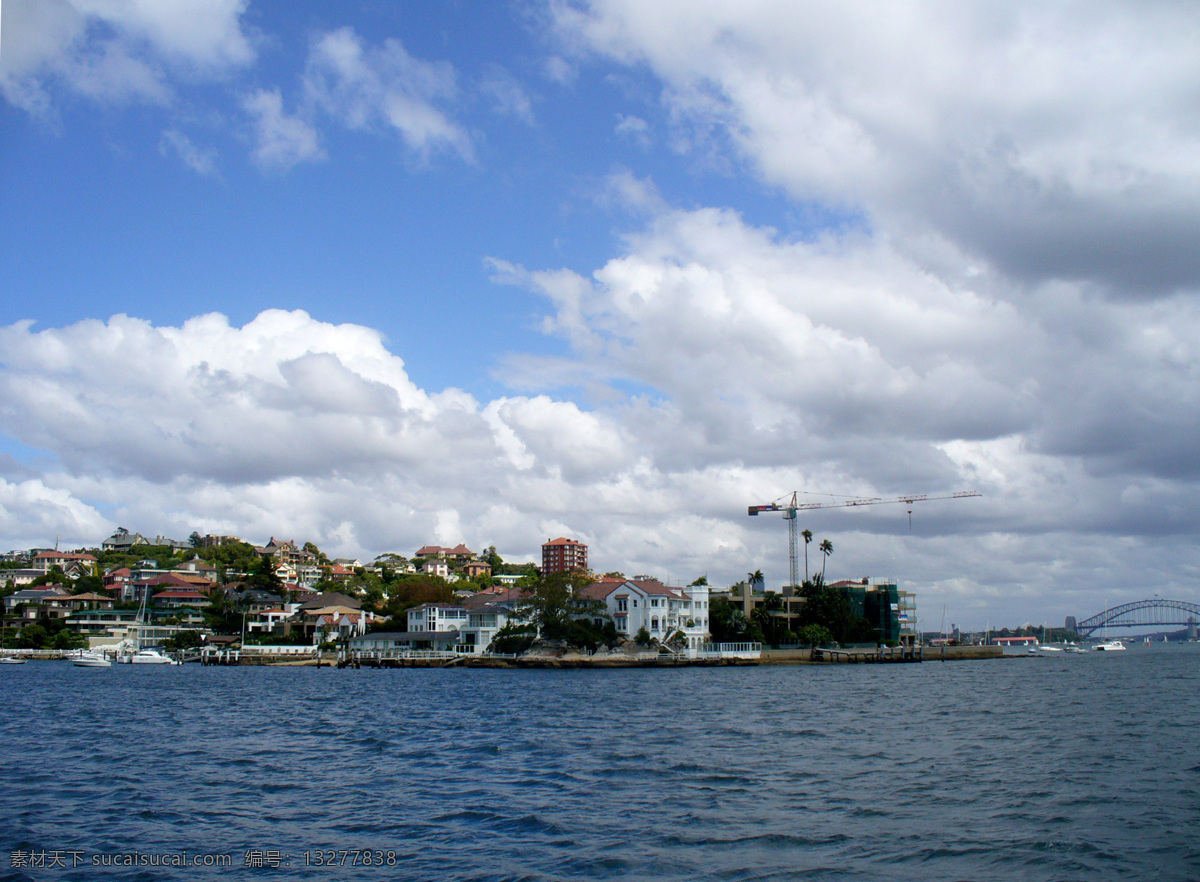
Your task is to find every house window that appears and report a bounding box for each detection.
[617,598,628,612]
[651,617,659,631]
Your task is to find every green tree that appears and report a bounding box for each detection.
[819,539,834,580]
[488,622,537,655]
[482,545,503,569]
[512,570,609,648]
[635,625,652,646]
[16,623,47,649]
[70,575,105,596]
[797,623,834,648]
[802,529,813,582]
[245,554,284,595]
[709,596,764,644]
[51,629,87,650]
[751,591,784,646]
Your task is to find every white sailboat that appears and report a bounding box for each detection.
[1040,624,1063,652]
[118,586,180,665]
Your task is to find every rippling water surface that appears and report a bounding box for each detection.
[2,646,1199,880]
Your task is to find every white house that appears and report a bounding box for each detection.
[460,602,513,654]
[408,602,468,633]
[583,578,711,650]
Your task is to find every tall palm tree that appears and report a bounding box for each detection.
[819,539,834,581]
[802,529,813,582]
[748,570,764,591]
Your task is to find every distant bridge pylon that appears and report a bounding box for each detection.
[1075,598,1200,637]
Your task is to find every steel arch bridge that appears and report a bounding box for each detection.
[1076,598,1200,637]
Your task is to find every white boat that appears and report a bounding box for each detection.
[73,650,112,668]
[1092,604,1125,651]
[0,656,26,665]
[128,648,179,665]
[117,588,179,665]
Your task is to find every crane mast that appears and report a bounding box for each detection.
[748,490,981,588]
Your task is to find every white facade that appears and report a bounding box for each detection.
[588,579,711,649]
[408,603,468,633]
[460,603,512,654]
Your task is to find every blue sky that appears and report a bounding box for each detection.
[3,0,1200,629]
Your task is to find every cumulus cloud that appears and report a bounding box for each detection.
[552,0,1200,295]
[1,0,254,111]
[303,26,474,163]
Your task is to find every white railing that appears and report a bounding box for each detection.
[694,642,763,659]
[240,645,317,656]
[349,649,459,660]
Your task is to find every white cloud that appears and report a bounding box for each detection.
[303,26,474,163]
[1,0,254,111]
[480,67,535,125]
[241,88,325,172]
[0,477,110,550]
[553,0,1200,294]
[160,128,219,176]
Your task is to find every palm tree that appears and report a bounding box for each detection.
[802,529,813,582]
[748,569,765,591]
[819,539,833,581]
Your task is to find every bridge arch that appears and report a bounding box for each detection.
[1076,598,1200,637]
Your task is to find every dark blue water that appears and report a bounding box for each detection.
[2,646,1198,881]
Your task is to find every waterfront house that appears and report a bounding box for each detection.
[582,578,711,650]
[460,602,513,654]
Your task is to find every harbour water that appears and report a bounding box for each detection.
[2,645,1198,880]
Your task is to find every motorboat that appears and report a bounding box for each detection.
[0,656,26,665]
[73,650,112,668]
[1093,639,1126,651]
[128,648,179,665]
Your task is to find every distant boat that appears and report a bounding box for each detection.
[0,656,26,665]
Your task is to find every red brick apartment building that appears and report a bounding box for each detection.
[541,537,588,575]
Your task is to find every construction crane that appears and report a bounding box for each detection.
[748,491,982,589]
